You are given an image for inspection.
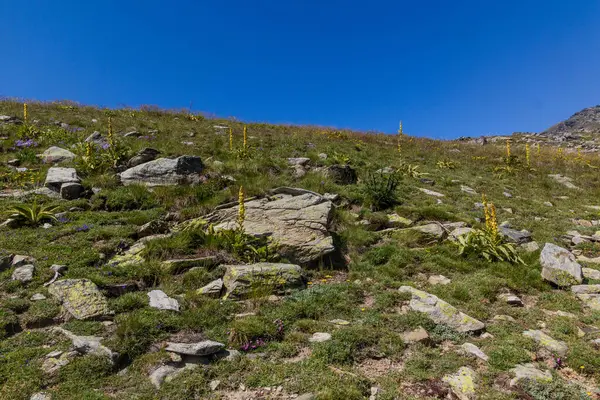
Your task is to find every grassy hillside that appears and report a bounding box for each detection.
[1,100,600,399]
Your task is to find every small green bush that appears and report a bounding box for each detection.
[362,171,402,211]
[92,184,158,211]
[110,292,148,313]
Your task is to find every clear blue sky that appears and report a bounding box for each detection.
[1,1,600,138]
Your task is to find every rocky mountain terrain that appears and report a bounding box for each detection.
[1,100,600,399]
[458,105,600,153]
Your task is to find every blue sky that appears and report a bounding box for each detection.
[1,1,600,138]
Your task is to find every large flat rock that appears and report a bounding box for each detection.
[207,191,334,264]
[540,243,582,286]
[120,156,203,186]
[223,263,305,299]
[48,279,110,320]
[399,286,485,333]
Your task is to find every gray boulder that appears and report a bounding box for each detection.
[137,219,169,238]
[499,227,532,244]
[540,243,583,286]
[45,167,81,192]
[223,263,305,299]
[510,364,552,386]
[197,279,223,297]
[127,148,161,168]
[120,156,204,186]
[54,327,118,362]
[84,131,107,146]
[60,182,84,200]
[165,340,225,356]
[205,191,334,264]
[148,290,180,311]
[399,286,485,333]
[522,330,568,356]
[12,264,34,282]
[41,146,76,163]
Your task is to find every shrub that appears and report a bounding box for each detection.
[521,378,590,400]
[362,171,402,210]
[110,292,148,313]
[21,300,61,328]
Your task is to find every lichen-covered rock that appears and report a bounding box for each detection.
[120,156,203,186]
[509,363,552,386]
[583,268,600,280]
[540,243,583,286]
[206,191,334,264]
[48,279,110,320]
[137,219,169,238]
[223,263,305,299]
[442,367,477,400]
[108,234,171,268]
[499,227,532,244]
[127,148,160,168]
[399,286,485,333]
[522,330,568,356]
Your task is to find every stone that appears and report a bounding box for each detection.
[510,363,552,386]
[499,227,532,244]
[503,191,512,198]
[165,340,225,356]
[401,327,430,344]
[48,279,110,320]
[442,367,477,400]
[197,279,223,297]
[387,213,413,228]
[428,275,451,285]
[162,256,219,273]
[30,393,51,400]
[137,219,169,238]
[12,264,34,282]
[329,319,350,326]
[120,156,204,186]
[148,290,180,311]
[84,131,107,146]
[540,243,583,286]
[418,188,445,197]
[522,330,568,356]
[45,167,80,192]
[460,343,488,361]
[399,286,485,333]
[543,201,553,207]
[498,293,524,307]
[583,268,600,280]
[520,241,540,253]
[325,164,357,184]
[575,294,600,310]
[292,164,307,179]
[0,254,13,271]
[149,365,182,388]
[318,153,327,160]
[209,380,221,391]
[54,327,118,362]
[449,227,473,241]
[461,185,477,195]
[59,182,84,200]
[308,332,332,343]
[41,146,76,163]
[492,315,516,322]
[127,148,161,168]
[578,255,600,264]
[542,309,577,319]
[206,191,334,264]
[31,293,46,301]
[548,174,580,190]
[107,234,171,268]
[287,157,310,166]
[222,263,305,299]
[571,284,600,294]
[410,223,444,239]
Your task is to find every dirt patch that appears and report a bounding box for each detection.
[356,358,401,379]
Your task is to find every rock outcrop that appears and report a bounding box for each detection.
[120,156,204,186]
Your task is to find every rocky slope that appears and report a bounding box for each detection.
[2,101,600,399]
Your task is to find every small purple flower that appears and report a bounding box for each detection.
[101,143,110,150]
[75,224,91,232]
[15,139,38,148]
